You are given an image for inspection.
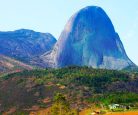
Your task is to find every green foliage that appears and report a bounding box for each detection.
[100,110,106,114]
[54,93,67,103]
[51,93,78,115]
[0,66,138,112]
[112,108,124,112]
[86,92,138,105]
[35,78,45,85]
[11,111,29,115]
[124,66,138,73]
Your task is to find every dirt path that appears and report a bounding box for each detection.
[106,111,138,115]
[80,109,138,115]
[29,108,50,115]
[30,108,138,115]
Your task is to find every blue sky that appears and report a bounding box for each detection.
[0,0,138,65]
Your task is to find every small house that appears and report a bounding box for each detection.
[109,104,120,110]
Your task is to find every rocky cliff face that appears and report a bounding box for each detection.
[0,29,56,66]
[41,6,135,70]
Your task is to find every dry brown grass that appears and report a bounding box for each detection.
[80,108,138,115]
[106,111,138,115]
[29,107,50,115]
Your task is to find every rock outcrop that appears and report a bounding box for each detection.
[41,6,134,70]
[0,29,56,66]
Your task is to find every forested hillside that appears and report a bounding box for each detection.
[0,66,138,114]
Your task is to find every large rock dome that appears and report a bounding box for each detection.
[41,6,135,70]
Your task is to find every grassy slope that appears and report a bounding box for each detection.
[0,54,33,75]
[0,66,138,114]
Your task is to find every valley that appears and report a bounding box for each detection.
[0,4,137,115]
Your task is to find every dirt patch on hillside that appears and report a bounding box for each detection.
[107,111,138,115]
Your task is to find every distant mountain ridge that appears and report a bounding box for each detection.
[41,6,135,70]
[0,29,57,67]
[0,6,136,70]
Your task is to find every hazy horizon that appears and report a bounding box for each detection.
[0,0,138,65]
